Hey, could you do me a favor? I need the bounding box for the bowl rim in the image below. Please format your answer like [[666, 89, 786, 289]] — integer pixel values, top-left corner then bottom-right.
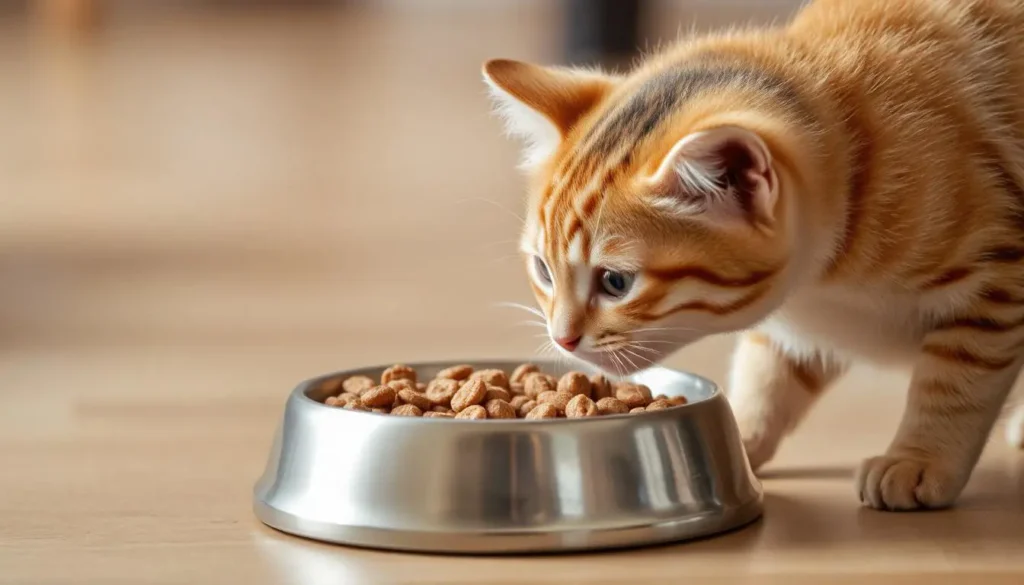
[[290, 359, 722, 427]]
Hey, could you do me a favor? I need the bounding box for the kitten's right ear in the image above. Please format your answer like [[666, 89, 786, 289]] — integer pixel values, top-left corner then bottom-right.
[[483, 59, 615, 169]]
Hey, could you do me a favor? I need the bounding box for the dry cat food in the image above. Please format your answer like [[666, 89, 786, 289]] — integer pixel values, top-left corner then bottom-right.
[[321, 364, 688, 420]]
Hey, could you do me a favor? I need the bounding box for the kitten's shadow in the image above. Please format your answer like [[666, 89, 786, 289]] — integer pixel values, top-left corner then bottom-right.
[[757, 465, 853, 480]]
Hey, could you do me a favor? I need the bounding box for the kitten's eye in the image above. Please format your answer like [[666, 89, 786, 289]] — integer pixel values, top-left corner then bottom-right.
[[534, 256, 552, 285], [599, 270, 634, 298]]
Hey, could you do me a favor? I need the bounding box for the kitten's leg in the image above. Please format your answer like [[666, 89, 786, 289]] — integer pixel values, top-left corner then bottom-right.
[[1005, 404, 1024, 449], [857, 333, 1021, 510], [728, 332, 848, 470]]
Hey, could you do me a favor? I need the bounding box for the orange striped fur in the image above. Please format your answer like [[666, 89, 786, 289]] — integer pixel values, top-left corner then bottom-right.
[[484, 0, 1024, 510]]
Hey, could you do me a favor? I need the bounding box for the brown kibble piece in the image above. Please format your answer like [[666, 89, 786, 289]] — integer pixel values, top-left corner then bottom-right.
[[451, 378, 487, 412], [654, 394, 669, 402], [537, 390, 573, 412], [423, 411, 455, 418], [646, 399, 671, 411], [338, 392, 360, 405], [590, 374, 613, 400], [565, 394, 599, 418], [381, 364, 417, 385], [629, 407, 646, 414], [387, 379, 416, 393], [510, 363, 540, 384], [397, 389, 432, 411], [485, 399, 516, 419], [371, 407, 390, 414], [392, 404, 423, 417], [431, 405, 454, 414], [342, 375, 375, 396], [320, 377, 344, 394], [436, 364, 474, 381], [455, 404, 487, 419], [558, 371, 592, 397], [596, 397, 629, 415], [484, 386, 512, 402], [523, 373, 557, 398], [510, 382, 525, 395], [471, 369, 510, 390], [616, 384, 651, 409], [509, 395, 530, 410], [425, 379, 460, 407], [525, 403, 558, 419], [324, 396, 342, 406], [518, 400, 538, 417], [343, 402, 369, 412], [668, 396, 688, 407], [361, 385, 397, 408]]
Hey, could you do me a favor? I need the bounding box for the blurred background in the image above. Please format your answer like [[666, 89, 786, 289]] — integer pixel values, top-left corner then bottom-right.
[[0, 0, 802, 366]]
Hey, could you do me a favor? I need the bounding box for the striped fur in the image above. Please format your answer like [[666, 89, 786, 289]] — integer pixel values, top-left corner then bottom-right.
[[484, 0, 1024, 510]]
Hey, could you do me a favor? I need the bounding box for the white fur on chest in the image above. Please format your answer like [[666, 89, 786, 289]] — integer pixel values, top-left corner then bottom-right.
[[761, 285, 928, 365]]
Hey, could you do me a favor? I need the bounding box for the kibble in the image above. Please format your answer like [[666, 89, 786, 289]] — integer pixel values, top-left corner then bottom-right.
[[451, 378, 487, 412], [471, 369, 510, 390], [523, 373, 557, 398], [485, 398, 516, 419], [558, 372, 592, 397], [565, 394, 599, 418], [361, 385, 397, 408], [596, 397, 629, 415], [381, 364, 416, 385], [397, 388, 432, 411], [392, 404, 423, 417], [425, 379, 460, 407], [436, 364, 474, 381], [342, 375, 375, 396], [590, 374, 613, 400], [484, 386, 512, 402], [510, 363, 540, 384], [537, 390, 573, 413], [326, 364, 689, 420], [525, 403, 559, 419], [455, 404, 487, 419]]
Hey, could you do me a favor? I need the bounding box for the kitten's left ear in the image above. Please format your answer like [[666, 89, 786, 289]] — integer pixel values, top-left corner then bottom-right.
[[483, 59, 615, 169], [642, 125, 779, 229]]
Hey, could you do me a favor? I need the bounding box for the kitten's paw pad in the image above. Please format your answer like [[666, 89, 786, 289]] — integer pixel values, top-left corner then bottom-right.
[[1005, 405, 1024, 449], [855, 455, 963, 511]]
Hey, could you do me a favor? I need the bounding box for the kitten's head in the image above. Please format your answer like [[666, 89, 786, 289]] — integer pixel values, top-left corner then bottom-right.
[[484, 58, 806, 374]]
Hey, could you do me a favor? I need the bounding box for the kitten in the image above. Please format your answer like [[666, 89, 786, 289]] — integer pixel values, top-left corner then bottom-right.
[[483, 0, 1024, 511]]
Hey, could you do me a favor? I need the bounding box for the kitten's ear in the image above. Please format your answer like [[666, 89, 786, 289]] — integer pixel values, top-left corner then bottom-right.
[[642, 125, 779, 228], [483, 59, 614, 169]]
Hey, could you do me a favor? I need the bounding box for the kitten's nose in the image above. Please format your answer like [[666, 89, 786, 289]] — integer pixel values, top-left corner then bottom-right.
[[555, 335, 582, 352]]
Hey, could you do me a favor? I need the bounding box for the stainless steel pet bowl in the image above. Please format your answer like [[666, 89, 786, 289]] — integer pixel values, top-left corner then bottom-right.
[[253, 360, 762, 554]]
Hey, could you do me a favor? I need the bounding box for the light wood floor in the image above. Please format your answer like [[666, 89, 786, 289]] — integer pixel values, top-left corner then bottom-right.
[[1, 3, 1022, 584]]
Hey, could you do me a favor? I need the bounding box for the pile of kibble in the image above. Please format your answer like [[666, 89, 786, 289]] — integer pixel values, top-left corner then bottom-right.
[[319, 363, 687, 419]]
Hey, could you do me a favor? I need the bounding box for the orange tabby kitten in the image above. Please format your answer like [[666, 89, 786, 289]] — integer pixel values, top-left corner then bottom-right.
[[483, 0, 1024, 510]]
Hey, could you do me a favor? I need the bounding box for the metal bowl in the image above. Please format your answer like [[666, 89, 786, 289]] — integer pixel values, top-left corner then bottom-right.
[[253, 360, 762, 554]]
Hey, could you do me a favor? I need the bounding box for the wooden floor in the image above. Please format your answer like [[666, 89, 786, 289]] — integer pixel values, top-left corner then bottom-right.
[[1, 3, 1022, 584]]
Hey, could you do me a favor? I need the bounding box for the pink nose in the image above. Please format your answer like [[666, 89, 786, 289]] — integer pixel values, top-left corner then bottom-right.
[[555, 335, 582, 352]]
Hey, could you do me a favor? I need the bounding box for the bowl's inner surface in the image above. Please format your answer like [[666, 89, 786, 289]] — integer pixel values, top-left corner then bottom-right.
[[303, 360, 718, 408]]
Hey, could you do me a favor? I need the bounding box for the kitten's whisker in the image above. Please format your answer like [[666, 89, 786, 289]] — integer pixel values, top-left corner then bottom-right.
[[626, 343, 660, 356], [629, 326, 700, 334], [514, 320, 548, 328], [493, 301, 546, 319], [619, 349, 640, 372], [630, 339, 681, 346], [453, 197, 525, 225], [623, 347, 656, 369]]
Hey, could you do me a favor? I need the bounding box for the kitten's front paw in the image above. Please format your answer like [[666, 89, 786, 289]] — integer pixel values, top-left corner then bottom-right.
[[732, 409, 782, 472], [855, 455, 966, 511]]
